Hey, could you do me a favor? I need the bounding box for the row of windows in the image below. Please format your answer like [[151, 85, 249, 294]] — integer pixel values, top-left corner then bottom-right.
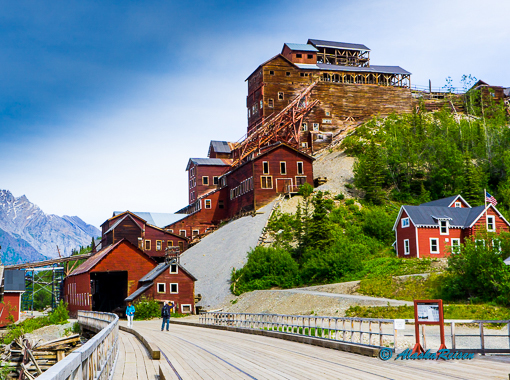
[[189, 167, 196, 177], [404, 237, 501, 256], [262, 161, 304, 175], [141, 239, 184, 251], [301, 123, 320, 132], [189, 178, 196, 188], [202, 176, 219, 186], [157, 282, 179, 294], [401, 216, 496, 233], [231, 177, 254, 200]]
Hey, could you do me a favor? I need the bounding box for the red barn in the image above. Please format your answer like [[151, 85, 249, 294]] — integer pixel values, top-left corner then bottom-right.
[[0, 269, 25, 327], [125, 261, 197, 314], [393, 195, 510, 258], [101, 211, 189, 261]]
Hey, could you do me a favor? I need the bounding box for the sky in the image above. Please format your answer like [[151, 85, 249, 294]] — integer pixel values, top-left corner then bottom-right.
[[1, 0, 509, 228]]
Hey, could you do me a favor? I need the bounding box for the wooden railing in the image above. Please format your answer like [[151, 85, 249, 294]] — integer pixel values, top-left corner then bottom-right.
[[38, 311, 119, 380], [200, 312, 510, 354]]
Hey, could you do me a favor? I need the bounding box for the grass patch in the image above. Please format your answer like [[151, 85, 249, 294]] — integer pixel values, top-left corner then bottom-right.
[[357, 274, 442, 301], [346, 304, 510, 321]]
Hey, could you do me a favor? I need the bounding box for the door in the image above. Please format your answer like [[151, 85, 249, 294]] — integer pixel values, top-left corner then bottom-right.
[[276, 178, 292, 193]]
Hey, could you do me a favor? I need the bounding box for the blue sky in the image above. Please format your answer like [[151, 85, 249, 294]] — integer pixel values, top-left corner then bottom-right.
[[1, 0, 509, 228]]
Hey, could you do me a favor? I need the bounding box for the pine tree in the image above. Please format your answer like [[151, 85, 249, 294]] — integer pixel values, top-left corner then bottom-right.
[[461, 157, 483, 206], [353, 140, 386, 204]]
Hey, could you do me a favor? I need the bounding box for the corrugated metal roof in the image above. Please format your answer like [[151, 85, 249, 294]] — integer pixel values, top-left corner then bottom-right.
[[112, 211, 186, 228], [210, 141, 232, 154], [420, 195, 460, 208], [308, 39, 370, 51], [294, 63, 320, 69], [284, 43, 318, 52], [294, 63, 410, 75], [69, 241, 123, 276], [4, 270, 25, 292], [139, 263, 167, 282], [186, 158, 232, 171], [505, 256, 510, 265], [125, 283, 153, 302], [404, 205, 485, 228]]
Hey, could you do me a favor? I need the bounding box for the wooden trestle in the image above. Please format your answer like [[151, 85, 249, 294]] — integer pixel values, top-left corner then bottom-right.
[[231, 81, 319, 167]]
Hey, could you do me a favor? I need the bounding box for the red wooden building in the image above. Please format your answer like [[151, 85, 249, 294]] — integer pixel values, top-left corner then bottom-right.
[[186, 157, 232, 204], [0, 269, 25, 327], [393, 195, 510, 258], [100, 211, 189, 261], [125, 261, 197, 314], [63, 240, 197, 316]]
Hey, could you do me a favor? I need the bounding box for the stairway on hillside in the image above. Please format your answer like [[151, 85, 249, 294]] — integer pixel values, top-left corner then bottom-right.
[[180, 201, 276, 309]]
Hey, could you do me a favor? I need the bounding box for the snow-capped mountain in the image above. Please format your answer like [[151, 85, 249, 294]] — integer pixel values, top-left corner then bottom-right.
[[0, 190, 100, 264]]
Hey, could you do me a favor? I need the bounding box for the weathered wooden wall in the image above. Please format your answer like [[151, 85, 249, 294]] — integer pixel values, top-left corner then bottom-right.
[[147, 267, 195, 313]]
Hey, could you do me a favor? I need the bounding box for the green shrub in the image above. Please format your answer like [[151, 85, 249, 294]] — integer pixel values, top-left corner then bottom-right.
[[358, 274, 442, 301], [134, 297, 161, 320], [334, 193, 345, 201]]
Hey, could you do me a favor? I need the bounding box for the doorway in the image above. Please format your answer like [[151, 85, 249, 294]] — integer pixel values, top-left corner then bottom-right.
[[91, 271, 128, 312]]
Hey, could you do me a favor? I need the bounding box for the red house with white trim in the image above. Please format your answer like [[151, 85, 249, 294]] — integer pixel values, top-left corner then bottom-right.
[[393, 195, 510, 258]]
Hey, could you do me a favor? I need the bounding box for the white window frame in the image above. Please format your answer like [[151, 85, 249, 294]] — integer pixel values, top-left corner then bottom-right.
[[487, 215, 496, 232], [312, 123, 319, 131], [192, 229, 200, 236], [301, 142, 308, 148], [430, 238, 439, 254], [156, 240, 163, 251], [280, 161, 287, 175], [475, 239, 486, 248], [451, 238, 461, 254], [403, 239, 410, 255], [179, 230, 186, 237], [261, 176, 273, 189], [202, 176, 209, 186], [205, 199, 212, 209], [301, 122, 308, 132], [492, 239, 502, 252], [169, 264, 178, 274], [213, 176, 219, 185], [170, 283, 179, 294], [181, 304, 192, 313], [297, 161, 304, 175], [262, 161, 269, 174], [401, 218, 410, 228], [157, 283, 166, 294], [439, 220, 449, 235], [455, 202, 461, 208]]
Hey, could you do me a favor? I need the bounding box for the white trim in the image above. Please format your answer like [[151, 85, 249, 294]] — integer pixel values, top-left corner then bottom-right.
[[454, 202, 461, 208], [297, 161, 304, 175], [181, 304, 192, 313], [401, 218, 410, 228], [439, 220, 449, 235], [279, 161, 287, 175], [170, 283, 179, 294], [415, 227, 420, 258], [430, 238, 439, 254], [487, 215, 496, 232], [469, 204, 510, 228], [392, 206, 417, 231], [395, 227, 398, 256], [169, 264, 178, 274], [276, 178, 293, 193], [403, 239, 410, 255], [447, 195, 472, 208], [157, 283, 166, 294], [179, 230, 187, 237], [451, 238, 461, 254]]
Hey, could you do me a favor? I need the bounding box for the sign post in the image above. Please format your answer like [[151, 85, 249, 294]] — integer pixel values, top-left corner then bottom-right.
[[413, 299, 446, 354]]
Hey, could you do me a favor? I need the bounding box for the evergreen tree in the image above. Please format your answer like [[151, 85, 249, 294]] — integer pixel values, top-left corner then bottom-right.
[[461, 157, 483, 206], [353, 140, 386, 204], [307, 192, 333, 251]]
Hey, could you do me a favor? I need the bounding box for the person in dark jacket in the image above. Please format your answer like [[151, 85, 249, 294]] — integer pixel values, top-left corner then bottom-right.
[[161, 301, 174, 331]]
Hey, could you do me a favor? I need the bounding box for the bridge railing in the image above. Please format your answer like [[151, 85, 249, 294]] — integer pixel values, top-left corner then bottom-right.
[[38, 311, 119, 380], [200, 312, 510, 353]]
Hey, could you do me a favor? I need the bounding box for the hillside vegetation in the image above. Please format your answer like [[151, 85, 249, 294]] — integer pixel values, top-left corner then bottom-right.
[[231, 96, 510, 317]]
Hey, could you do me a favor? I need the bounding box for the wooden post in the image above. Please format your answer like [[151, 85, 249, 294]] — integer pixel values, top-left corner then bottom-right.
[[480, 322, 485, 355], [422, 325, 427, 350], [451, 322, 456, 350], [394, 327, 398, 350]]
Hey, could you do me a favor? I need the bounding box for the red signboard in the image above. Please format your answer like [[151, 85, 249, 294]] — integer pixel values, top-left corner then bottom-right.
[[413, 299, 446, 353]]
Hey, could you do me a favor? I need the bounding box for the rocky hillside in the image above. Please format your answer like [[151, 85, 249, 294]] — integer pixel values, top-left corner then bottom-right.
[[0, 190, 100, 264]]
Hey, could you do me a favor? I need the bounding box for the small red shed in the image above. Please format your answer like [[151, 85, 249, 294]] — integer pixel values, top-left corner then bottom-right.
[[0, 269, 26, 327]]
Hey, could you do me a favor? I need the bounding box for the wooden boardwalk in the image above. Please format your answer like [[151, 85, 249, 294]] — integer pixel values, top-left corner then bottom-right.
[[118, 319, 510, 380]]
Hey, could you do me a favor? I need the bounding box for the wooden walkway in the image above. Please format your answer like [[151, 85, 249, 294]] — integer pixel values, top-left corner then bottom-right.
[[118, 319, 510, 380]]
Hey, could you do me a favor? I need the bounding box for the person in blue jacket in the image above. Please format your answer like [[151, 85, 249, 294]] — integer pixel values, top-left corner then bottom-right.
[[126, 302, 135, 328], [161, 301, 174, 331]]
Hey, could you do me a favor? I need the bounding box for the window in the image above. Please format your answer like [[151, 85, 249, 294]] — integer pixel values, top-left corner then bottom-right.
[[301, 122, 308, 132], [170, 264, 178, 274], [179, 230, 186, 237], [296, 53, 302, 58], [138, 238, 143, 249], [167, 229, 173, 233], [192, 229, 199, 236], [170, 283, 178, 294], [300, 72, 305, 77], [213, 176, 219, 185], [313, 123, 319, 131], [205, 199, 211, 209], [404, 239, 410, 255], [167, 240, 173, 247], [181, 304, 192, 313], [280, 162, 287, 175], [307, 54, 313, 59], [430, 238, 439, 254], [455, 202, 461, 208], [219, 200, 224, 209], [145, 240, 151, 250], [439, 220, 449, 235], [156, 240, 162, 251], [451, 238, 461, 254], [487, 215, 495, 232], [269, 70, 274, 75], [297, 162, 304, 175], [278, 92, 284, 100], [157, 283, 166, 293], [301, 142, 308, 148], [248, 109, 251, 118], [268, 99, 274, 108], [202, 176, 209, 185], [261, 176, 273, 189], [178, 241, 184, 251], [286, 71, 290, 76], [260, 100, 263, 109], [475, 239, 485, 248], [401, 218, 410, 228], [493, 239, 502, 252], [322, 119, 332, 124], [325, 111, 330, 116], [262, 161, 269, 174]]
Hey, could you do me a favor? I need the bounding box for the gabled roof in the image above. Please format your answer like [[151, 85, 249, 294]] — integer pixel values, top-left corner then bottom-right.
[[139, 261, 197, 282], [105, 214, 142, 234], [3, 270, 25, 292], [111, 211, 187, 229], [402, 205, 485, 228], [69, 240, 155, 277], [420, 195, 471, 208], [208, 141, 233, 156], [308, 39, 370, 51], [283, 43, 318, 52], [186, 158, 232, 171]]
